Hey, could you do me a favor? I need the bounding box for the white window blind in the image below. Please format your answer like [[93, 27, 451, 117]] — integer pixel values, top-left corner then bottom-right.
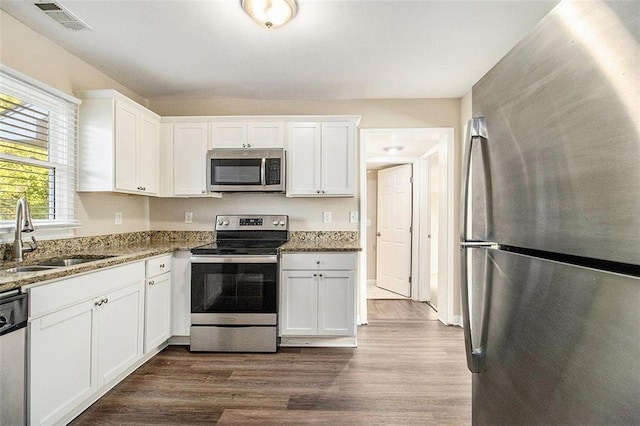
[[0, 66, 80, 232]]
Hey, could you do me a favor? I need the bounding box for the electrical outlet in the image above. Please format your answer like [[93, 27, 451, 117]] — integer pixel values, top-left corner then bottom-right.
[[115, 212, 122, 225], [349, 211, 359, 223], [323, 211, 332, 224], [185, 212, 193, 224]]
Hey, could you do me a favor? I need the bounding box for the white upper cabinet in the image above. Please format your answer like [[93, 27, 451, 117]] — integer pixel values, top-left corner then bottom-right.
[[77, 90, 160, 195], [172, 122, 209, 196], [286, 120, 357, 197], [211, 121, 284, 149], [160, 121, 222, 198]]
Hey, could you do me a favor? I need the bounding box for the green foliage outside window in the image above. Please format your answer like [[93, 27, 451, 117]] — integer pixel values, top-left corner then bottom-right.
[[0, 93, 54, 221]]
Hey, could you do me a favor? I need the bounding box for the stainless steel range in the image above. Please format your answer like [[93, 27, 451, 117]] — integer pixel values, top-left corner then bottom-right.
[[190, 214, 288, 352]]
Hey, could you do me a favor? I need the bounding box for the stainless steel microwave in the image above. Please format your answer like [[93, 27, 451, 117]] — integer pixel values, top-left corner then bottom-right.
[[206, 148, 285, 192]]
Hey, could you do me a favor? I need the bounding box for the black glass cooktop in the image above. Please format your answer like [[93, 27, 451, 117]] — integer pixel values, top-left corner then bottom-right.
[[191, 240, 285, 256]]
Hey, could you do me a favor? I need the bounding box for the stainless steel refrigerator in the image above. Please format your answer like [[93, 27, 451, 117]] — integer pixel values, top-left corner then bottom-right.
[[460, 1, 639, 424]]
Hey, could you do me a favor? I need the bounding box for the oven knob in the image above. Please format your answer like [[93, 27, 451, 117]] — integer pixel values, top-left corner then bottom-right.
[[217, 219, 223, 225], [223, 220, 230, 225], [273, 221, 279, 226], [279, 221, 286, 226]]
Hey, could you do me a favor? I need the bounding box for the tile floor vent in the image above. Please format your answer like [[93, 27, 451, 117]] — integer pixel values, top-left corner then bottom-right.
[[34, 2, 92, 31]]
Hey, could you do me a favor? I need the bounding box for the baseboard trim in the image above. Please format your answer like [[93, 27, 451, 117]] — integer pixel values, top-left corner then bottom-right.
[[279, 336, 357, 348]]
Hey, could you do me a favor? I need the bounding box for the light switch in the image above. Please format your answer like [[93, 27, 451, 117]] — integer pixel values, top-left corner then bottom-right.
[[323, 211, 332, 224], [349, 211, 359, 223], [115, 212, 122, 225], [185, 212, 193, 224]]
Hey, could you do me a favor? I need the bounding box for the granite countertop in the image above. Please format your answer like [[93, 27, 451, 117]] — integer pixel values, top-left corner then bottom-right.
[[0, 238, 208, 293], [0, 230, 360, 293], [280, 231, 361, 252]]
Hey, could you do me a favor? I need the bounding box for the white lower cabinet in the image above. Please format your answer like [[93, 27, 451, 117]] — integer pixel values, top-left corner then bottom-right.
[[98, 283, 145, 385], [279, 252, 357, 343], [144, 255, 172, 353], [170, 250, 191, 340], [28, 262, 146, 426], [29, 300, 97, 426]]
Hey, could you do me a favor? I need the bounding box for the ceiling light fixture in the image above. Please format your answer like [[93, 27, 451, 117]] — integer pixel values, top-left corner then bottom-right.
[[241, 0, 298, 29], [383, 146, 404, 154]]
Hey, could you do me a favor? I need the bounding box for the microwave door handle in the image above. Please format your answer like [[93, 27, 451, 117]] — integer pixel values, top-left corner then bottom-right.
[[261, 158, 266, 186]]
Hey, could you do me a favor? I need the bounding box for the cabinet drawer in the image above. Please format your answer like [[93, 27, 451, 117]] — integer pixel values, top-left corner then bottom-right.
[[146, 254, 172, 277], [29, 262, 145, 319], [281, 252, 356, 270]]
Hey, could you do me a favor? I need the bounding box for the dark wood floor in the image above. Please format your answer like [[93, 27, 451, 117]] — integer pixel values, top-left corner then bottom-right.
[[71, 300, 471, 425]]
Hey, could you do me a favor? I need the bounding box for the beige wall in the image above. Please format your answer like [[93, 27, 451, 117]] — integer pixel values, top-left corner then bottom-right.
[[1, 10, 151, 237], [150, 195, 358, 232], [150, 98, 460, 129]]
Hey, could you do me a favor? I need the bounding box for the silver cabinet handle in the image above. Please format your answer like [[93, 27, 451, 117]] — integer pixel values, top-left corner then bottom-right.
[[260, 157, 266, 186], [149, 280, 155, 286], [94, 300, 102, 307], [313, 273, 317, 277]]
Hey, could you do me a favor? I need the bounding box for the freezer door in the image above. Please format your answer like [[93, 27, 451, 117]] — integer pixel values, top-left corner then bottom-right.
[[471, 1, 640, 265], [471, 248, 640, 425]]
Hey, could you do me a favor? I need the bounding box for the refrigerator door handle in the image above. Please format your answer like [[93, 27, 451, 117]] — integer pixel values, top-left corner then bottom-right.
[[461, 117, 487, 243], [460, 117, 488, 374]]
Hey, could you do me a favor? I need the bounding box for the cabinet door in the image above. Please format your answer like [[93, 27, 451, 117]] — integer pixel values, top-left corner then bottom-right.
[[287, 122, 322, 196], [318, 270, 356, 336], [280, 270, 318, 336], [171, 251, 191, 337], [137, 112, 160, 194], [144, 272, 171, 353], [173, 123, 208, 195], [248, 122, 284, 148], [211, 122, 247, 148], [29, 300, 98, 426], [114, 101, 138, 192], [97, 282, 144, 386], [321, 122, 356, 196]]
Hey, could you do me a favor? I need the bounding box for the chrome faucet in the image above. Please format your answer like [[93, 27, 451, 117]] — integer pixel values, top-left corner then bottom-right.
[[12, 197, 37, 261]]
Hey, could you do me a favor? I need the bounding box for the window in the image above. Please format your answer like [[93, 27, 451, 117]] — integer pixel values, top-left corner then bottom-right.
[[0, 66, 80, 236]]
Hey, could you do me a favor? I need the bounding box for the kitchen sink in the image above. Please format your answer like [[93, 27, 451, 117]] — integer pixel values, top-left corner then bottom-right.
[[37, 256, 115, 267], [4, 265, 59, 273], [4, 255, 115, 273]]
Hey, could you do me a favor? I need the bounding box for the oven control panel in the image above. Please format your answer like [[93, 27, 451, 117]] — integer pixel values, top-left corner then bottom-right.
[[215, 215, 288, 230]]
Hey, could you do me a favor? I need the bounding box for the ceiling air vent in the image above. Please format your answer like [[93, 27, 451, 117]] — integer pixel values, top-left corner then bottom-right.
[[34, 2, 92, 31]]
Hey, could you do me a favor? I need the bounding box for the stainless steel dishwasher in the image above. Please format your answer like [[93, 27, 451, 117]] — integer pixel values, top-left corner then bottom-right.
[[0, 290, 28, 425]]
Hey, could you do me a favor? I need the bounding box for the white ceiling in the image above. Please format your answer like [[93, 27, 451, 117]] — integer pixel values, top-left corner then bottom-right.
[[1, 0, 558, 101]]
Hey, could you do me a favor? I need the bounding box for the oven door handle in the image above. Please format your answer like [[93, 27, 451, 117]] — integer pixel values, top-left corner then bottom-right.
[[190, 255, 278, 264]]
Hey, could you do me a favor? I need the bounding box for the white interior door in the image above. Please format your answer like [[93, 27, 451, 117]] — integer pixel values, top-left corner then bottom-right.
[[376, 164, 412, 297]]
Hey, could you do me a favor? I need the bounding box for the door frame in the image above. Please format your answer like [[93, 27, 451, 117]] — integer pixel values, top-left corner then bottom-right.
[[358, 128, 456, 325]]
